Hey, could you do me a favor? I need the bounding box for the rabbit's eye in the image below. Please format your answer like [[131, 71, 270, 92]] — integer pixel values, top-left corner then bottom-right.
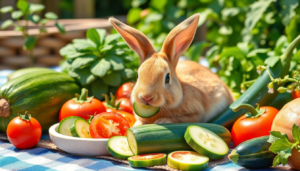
[[165, 73, 170, 84]]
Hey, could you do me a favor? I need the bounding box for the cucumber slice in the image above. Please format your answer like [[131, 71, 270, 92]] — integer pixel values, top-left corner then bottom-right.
[[167, 151, 209, 171], [70, 118, 91, 138], [184, 125, 229, 160], [133, 102, 160, 118], [58, 116, 82, 136], [128, 153, 166, 167], [107, 136, 134, 159]]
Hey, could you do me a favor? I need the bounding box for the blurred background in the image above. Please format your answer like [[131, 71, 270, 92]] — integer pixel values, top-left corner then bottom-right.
[[1, 0, 300, 98]]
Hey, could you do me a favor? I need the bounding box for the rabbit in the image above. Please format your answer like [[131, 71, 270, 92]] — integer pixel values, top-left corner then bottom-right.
[[109, 14, 234, 126]]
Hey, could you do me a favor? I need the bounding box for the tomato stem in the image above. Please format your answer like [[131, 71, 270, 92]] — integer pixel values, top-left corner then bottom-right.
[[73, 88, 93, 103], [233, 103, 266, 118], [19, 111, 31, 121], [102, 93, 122, 109]]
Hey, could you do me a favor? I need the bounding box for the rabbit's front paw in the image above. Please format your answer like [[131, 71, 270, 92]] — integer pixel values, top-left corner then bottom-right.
[[154, 118, 173, 124]]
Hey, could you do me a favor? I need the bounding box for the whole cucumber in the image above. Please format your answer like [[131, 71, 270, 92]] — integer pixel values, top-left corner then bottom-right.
[[208, 35, 300, 129]]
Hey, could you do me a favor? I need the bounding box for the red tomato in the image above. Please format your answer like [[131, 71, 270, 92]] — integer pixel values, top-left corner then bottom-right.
[[231, 106, 279, 146], [115, 82, 135, 99], [106, 108, 136, 127], [117, 98, 133, 114], [292, 89, 300, 99], [89, 112, 130, 138], [7, 113, 42, 149], [130, 153, 165, 160], [59, 89, 106, 121]]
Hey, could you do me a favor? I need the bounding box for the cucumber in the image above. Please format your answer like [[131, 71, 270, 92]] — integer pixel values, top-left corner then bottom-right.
[[184, 125, 228, 160], [208, 35, 300, 129], [128, 153, 166, 167], [133, 102, 160, 118], [126, 123, 231, 155], [70, 118, 91, 138], [167, 151, 209, 171], [228, 136, 276, 169], [107, 136, 134, 159], [58, 116, 82, 136]]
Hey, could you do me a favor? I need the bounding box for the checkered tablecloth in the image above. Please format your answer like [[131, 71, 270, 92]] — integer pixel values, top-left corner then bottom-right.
[[0, 68, 291, 171]]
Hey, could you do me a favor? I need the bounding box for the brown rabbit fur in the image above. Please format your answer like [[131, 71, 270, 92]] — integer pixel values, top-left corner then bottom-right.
[[109, 14, 234, 126]]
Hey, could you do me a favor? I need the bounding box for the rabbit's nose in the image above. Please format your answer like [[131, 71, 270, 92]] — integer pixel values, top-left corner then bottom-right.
[[141, 94, 154, 102]]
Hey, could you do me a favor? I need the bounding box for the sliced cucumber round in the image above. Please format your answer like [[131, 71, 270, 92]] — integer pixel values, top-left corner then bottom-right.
[[107, 136, 134, 159], [133, 102, 160, 118], [70, 118, 91, 138], [58, 116, 82, 136], [128, 153, 166, 167], [167, 151, 209, 171], [184, 125, 229, 160]]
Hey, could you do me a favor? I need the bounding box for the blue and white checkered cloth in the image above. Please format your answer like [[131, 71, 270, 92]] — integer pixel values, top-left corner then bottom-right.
[[0, 67, 290, 171]]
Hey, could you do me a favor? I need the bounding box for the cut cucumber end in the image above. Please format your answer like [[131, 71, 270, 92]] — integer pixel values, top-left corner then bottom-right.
[[58, 116, 82, 136], [133, 102, 160, 118], [184, 125, 229, 160], [167, 151, 209, 171], [127, 129, 138, 155], [107, 136, 134, 160], [70, 118, 91, 138], [128, 153, 166, 167]]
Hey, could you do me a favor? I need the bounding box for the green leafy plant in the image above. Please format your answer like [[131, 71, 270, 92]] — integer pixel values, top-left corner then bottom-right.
[[60, 28, 139, 100], [0, 0, 65, 66], [268, 124, 300, 167]]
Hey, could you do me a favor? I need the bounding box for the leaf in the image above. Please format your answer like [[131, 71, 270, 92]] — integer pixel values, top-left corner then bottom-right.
[[100, 45, 113, 52], [280, 0, 299, 26], [23, 36, 37, 50], [29, 14, 40, 24], [86, 28, 101, 47], [73, 68, 96, 86], [269, 139, 293, 154], [90, 58, 111, 77], [166, 6, 184, 19], [60, 44, 83, 59], [219, 25, 232, 35], [131, 0, 147, 7], [107, 56, 124, 71], [14, 26, 24, 31], [55, 22, 65, 34], [105, 34, 121, 45], [247, 48, 269, 57], [17, 0, 29, 13], [127, 8, 142, 24], [278, 148, 292, 166], [11, 11, 23, 19], [272, 155, 281, 167], [150, 0, 167, 11], [1, 20, 14, 30], [29, 4, 45, 14], [265, 12, 275, 24], [245, 0, 274, 32], [91, 78, 108, 100], [196, 8, 212, 27], [102, 71, 121, 87], [285, 17, 300, 43], [265, 56, 280, 67], [185, 41, 208, 62], [209, 0, 224, 14], [45, 12, 58, 19], [0, 6, 13, 13], [96, 29, 106, 45], [145, 13, 163, 23], [221, 7, 240, 20], [73, 39, 96, 51], [237, 42, 249, 54], [292, 124, 300, 144], [268, 131, 289, 143], [121, 68, 135, 79], [71, 55, 97, 69]]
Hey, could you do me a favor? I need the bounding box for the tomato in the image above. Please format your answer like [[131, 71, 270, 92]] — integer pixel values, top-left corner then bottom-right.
[[117, 98, 133, 114], [59, 88, 106, 121], [107, 108, 136, 127], [115, 82, 135, 99], [171, 151, 199, 159], [89, 112, 130, 138], [231, 104, 279, 146], [292, 89, 300, 99], [130, 153, 165, 160], [7, 113, 42, 149]]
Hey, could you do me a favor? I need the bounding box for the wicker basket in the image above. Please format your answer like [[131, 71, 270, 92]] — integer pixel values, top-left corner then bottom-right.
[[0, 18, 114, 70]]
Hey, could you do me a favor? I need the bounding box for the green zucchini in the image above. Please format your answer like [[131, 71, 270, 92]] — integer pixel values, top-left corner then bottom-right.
[[133, 102, 160, 118], [209, 35, 300, 129], [107, 136, 134, 159], [228, 136, 276, 169], [128, 153, 166, 167], [268, 92, 293, 110], [0, 72, 81, 132], [7, 67, 56, 81], [70, 117, 91, 138], [126, 123, 231, 155], [58, 116, 82, 136], [184, 125, 228, 160], [167, 151, 209, 171]]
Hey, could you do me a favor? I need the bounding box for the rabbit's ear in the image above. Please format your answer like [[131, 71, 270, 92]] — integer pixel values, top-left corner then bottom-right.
[[109, 17, 156, 62], [161, 14, 199, 66]]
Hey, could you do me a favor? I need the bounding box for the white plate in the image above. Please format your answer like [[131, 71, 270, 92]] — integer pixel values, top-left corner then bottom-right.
[[49, 123, 110, 157]]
